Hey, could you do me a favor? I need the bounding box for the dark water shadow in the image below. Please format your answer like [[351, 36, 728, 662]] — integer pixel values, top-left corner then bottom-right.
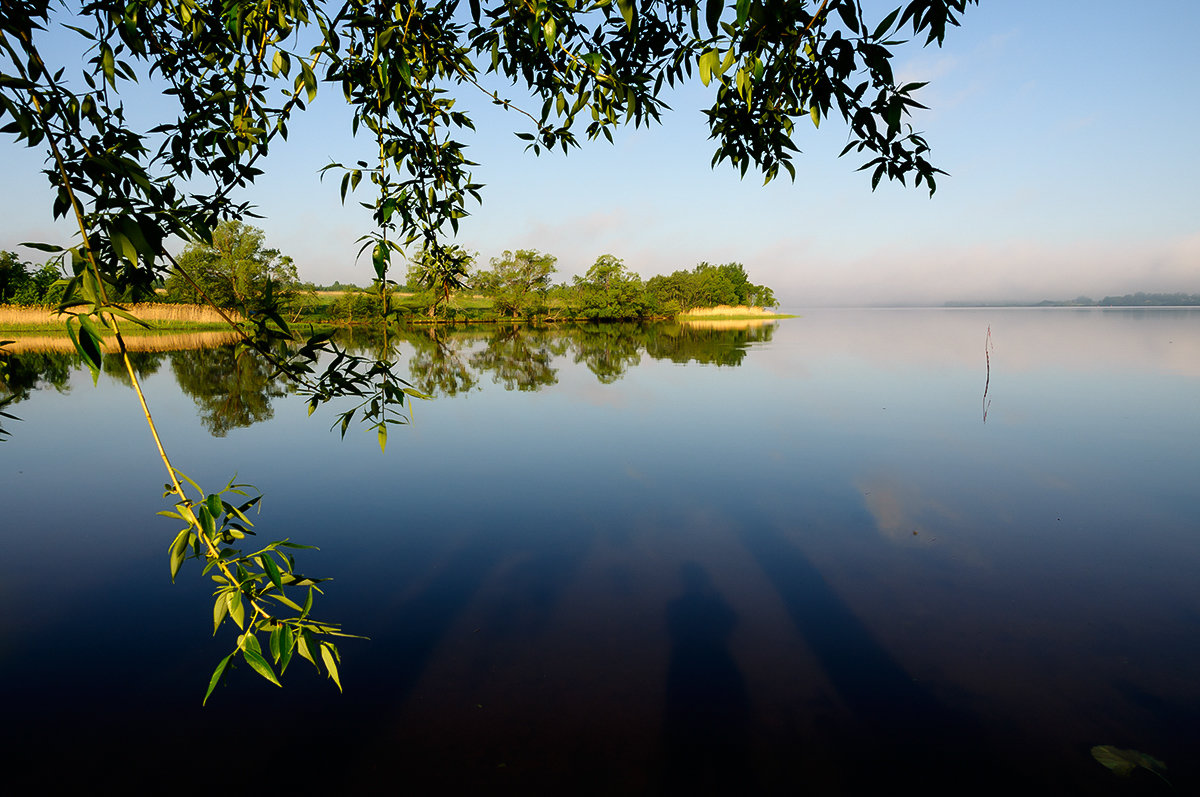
[[736, 517, 1012, 792], [660, 562, 756, 794]]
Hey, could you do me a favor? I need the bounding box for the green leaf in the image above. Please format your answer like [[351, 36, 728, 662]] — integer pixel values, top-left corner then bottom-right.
[[229, 590, 245, 630], [299, 59, 318, 103], [617, 0, 635, 30], [168, 528, 190, 582], [320, 642, 342, 692], [109, 228, 138, 266], [270, 592, 304, 612], [240, 632, 263, 656], [202, 653, 232, 706], [698, 49, 718, 87], [705, 0, 721, 36], [279, 624, 295, 673], [296, 628, 316, 664], [19, 241, 63, 253], [377, 423, 387, 453], [1091, 746, 1170, 784], [542, 18, 557, 51], [242, 647, 282, 687], [372, 242, 389, 283], [261, 552, 283, 590], [68, 316, 103, 382], [212, 591, 229, 634], [872, 7, 901, 40]]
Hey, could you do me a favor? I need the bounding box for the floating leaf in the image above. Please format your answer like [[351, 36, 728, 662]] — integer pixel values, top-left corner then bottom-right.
[[1091, 745, 1170, 784]]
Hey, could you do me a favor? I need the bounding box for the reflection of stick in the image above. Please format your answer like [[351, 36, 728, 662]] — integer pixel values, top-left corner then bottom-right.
[[982, 325, 992, 423]]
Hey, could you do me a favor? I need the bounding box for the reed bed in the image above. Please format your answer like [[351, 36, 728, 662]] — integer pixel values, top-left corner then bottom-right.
[[677, 318, 778, 330], [3, 330, 241, 354], [0, 303, 241, 328], [678, 304, 776, 317]]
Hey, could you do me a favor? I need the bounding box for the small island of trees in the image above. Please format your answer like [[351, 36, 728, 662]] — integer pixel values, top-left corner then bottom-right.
[[2, 221, 785, 329]]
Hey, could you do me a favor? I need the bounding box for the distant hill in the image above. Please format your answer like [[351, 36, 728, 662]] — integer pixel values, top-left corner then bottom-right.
[[945, 292, 1200, 308]]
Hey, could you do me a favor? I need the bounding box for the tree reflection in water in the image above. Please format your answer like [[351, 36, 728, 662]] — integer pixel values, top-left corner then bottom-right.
[[3, 321, 778, 438], [405, 326, 479, 398], [393, 321, 777, 397], [1, 349, 76, 403], [570, 323, 644, 383], [170, 347, 289, 436], [468, 326, 559, 392]]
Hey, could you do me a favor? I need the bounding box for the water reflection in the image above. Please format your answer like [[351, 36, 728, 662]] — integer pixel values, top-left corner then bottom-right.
[[3, 309, 1199, 792], [4, 323, 779, 427], [170, 347, 288, 436], [468, 326, 560, 392], [390, 321, 776, 397], [1, 348, 75, 403], [404, 327, 479, 397], [662, 563, 754, 793]]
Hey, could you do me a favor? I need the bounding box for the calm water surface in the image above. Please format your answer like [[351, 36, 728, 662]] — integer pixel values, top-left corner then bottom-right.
[[1, 309, 1197, 794]]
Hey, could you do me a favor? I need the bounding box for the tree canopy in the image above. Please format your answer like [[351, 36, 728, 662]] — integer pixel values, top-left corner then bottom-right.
[[476, 249, 558, 318], [164, 220, 299, 312], [3, 0, 976, 302], [0, 250, 62, 305]]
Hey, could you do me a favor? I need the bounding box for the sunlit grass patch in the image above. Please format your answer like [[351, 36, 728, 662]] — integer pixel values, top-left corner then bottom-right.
[[0, 303, 241, 329], [3, 330, 241, 353], [678, 305, 796, 320]]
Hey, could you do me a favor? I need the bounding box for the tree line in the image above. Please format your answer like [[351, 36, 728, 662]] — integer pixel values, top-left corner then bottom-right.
[[402, 246, 779, 321], [2, 221, 779, 324], [0, 251, 64, 305]]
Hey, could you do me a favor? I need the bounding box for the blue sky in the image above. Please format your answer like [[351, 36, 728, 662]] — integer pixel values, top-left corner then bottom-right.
[[3, 1, 1198, 305]]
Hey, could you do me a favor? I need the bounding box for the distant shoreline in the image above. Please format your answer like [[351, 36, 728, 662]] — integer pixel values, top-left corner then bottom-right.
[[943, 292, 1200, 308]]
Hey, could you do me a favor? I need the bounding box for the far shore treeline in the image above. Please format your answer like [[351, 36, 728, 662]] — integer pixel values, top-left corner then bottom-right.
[[0, 221, 783, 328], [943, 293, 1200, 308]]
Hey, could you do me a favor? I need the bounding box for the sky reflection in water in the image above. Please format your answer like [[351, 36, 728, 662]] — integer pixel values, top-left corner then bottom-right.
[[1, 308, 1197, 793]]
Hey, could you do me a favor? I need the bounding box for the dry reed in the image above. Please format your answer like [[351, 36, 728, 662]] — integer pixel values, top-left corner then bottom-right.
[[0, 303, 241, 327], [678, 304, 775, 317], [3, 330, 241, 354], [677, 318, 777, 330]]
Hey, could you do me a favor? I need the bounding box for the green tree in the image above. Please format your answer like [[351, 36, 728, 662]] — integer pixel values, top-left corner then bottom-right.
[[0, 251, 30, 303], [573, 254, 649, 319], [407, 245, 473, 317], [479, 249, 557, 319], [0, 251, 60, 305], [746, 283, 777, 308], [164, 220, 299, 314]]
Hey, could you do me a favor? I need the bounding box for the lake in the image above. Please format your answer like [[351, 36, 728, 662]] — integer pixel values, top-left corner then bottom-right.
[[1, 308, 1197, 794]]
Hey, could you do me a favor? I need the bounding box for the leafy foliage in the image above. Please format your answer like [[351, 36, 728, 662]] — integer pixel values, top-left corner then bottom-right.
[[476, 249, 557, 319], [156, 471, 356, 704], [0, 250, 63, 305], [164, 221, 300, 314], [1090, 745, 1171, 785], [407, 244, 474, 317], [646, 261, 777, 310]]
